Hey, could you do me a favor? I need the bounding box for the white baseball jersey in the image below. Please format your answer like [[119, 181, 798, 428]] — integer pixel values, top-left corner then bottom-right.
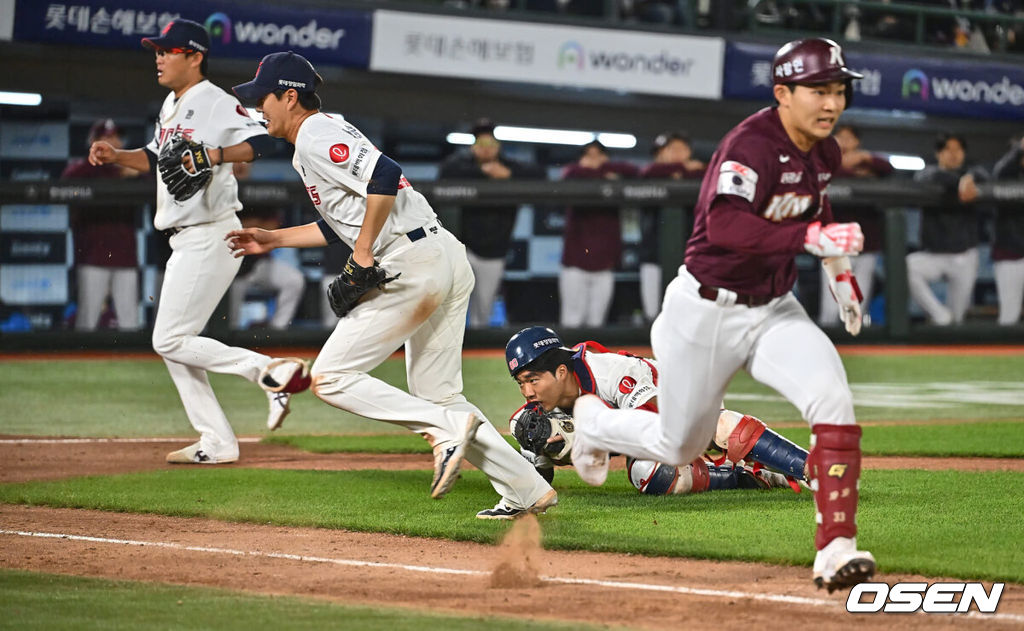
[[291, 113, 436, 251], [146, 80, 267, 231], [570, 342, 658, 411]]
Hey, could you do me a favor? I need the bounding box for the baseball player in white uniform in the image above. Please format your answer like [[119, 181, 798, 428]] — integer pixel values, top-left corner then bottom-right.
[[568, 39, 875, 592], [505, 327, 808, 495], [88, 21, 311, 464], [222, 51, 556, 518]]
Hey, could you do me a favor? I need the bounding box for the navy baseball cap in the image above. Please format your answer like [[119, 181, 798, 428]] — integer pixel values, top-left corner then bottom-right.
[[233, 52, 323, 102], [142, 19, 210, 54]]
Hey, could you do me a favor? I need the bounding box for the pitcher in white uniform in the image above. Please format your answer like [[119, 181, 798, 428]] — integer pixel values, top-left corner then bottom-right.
[[223, 51, 557, 518], [88, 20, 311, 464]]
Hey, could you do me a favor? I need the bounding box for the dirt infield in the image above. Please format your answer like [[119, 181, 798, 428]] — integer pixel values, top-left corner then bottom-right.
[[1, 439, 1022, 628]]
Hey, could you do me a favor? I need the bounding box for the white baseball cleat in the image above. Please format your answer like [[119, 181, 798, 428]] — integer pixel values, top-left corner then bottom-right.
[[166, 441, 238, 465], [813, 536, 877, 593], [430, 412, 485, 499], [259, 357, 312, 394], [569, 394, 610, 486], [266, 390, 292, 431]]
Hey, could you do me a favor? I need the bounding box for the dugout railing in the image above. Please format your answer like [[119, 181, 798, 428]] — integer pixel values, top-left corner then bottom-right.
[[2, 177, 1023, 349]]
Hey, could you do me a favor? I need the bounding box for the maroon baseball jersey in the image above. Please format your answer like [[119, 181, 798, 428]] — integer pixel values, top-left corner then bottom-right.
[[561, 161, 639, 272], [685, 107, 838, 297], [61, 159, 139, 268]]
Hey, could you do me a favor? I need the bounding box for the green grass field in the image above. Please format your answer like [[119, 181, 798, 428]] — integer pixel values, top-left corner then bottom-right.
[[3, 354, 1023, 437], [0, 569, 607, 631], [1, 351, 1023, 626]]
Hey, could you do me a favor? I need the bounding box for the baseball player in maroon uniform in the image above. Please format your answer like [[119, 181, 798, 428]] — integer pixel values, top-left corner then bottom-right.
[[569, 38, 875, 592]]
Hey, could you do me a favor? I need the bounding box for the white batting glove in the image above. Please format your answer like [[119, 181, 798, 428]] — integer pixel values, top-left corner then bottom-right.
[[823, 257, 864, 336], [804, 221, 864, 257]]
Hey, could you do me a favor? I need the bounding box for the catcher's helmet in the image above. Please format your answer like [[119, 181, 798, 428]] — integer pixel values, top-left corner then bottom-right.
[[505, 326, 569, 377], [772, 38, 863, 105]]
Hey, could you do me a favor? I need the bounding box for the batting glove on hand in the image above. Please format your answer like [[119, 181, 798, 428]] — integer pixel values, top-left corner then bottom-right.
[[804, 221, 864, 257], [823, 258, 864, 336]]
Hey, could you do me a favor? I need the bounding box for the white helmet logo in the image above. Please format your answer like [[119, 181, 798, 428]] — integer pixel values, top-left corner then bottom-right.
[[829, 44, 844, 67]]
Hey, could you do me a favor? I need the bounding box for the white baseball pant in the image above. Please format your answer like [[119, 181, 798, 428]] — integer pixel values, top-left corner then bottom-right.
[[466, 249, 505, 328], [994, 257, 1024, 325], [310, 225, 552, 510], [76, 265, 139, 331], [906, 248, 979, 325], [153, 216, 272, 459], [229, 256, 305, 329], [578, 266, 855, 466], [559, 267, 614, 327], [640, 262, 662, 322]]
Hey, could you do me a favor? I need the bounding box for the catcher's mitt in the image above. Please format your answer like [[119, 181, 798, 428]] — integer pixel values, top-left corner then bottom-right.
[[326, 254, 400, 318], [511, 403, 575, 465], [158, 135, 214, 202]]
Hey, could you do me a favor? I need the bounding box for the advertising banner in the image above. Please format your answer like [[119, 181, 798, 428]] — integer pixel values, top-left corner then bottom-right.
[[13, 0, 371, 67], [371, 10, 724, 99], [724, 41, 1024, 121]]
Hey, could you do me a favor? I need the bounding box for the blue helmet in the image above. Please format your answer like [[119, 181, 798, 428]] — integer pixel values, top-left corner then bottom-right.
[[505, 326, 569, 377]]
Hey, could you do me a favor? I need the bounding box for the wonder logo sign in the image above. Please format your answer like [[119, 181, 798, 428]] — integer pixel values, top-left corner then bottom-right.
[[901, 68, 1024, 106], [556, 41, 695, 77], [204, 12, 346, 50]]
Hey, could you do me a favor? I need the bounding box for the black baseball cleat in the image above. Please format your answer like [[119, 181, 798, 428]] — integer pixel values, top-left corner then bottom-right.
[[476, 489, 558, 520], [815, 558, 877, 593]]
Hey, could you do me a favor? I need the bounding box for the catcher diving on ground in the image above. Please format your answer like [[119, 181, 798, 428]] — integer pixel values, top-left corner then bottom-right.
[[220, 51, 557, 519], [505, 326, 810, 495]]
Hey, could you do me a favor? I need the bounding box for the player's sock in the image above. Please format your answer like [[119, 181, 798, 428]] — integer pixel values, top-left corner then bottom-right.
[[808, 424, 862, 549]]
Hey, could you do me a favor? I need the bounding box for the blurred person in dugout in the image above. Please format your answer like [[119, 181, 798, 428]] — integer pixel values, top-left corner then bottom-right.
[[559, 140, 638, 327], [228, 162, 304, 330], [818, 124, 893, 328], [438, 119, 545, 327], [61, 118, 142, 331], [991, 134, 1024, 325], [908, 133, 989, 326], [638, 131, 706, 322]]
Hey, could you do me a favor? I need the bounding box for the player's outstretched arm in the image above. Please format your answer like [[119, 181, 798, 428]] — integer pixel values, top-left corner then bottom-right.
[[88, 143, 151, 173], [226, 221, 327, 258]]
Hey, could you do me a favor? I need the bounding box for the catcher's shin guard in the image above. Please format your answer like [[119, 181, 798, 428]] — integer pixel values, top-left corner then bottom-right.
[[727, 414, 808, 480], [808, 424, 862, 550], [690, 459, 755, 492]]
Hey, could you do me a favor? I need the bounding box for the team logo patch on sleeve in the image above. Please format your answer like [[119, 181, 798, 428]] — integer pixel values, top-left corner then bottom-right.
[[717, 160, 759, 202], [235, 105, 250, 118], [618, 376, 637, 394], [329, 143, 350, 164]]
